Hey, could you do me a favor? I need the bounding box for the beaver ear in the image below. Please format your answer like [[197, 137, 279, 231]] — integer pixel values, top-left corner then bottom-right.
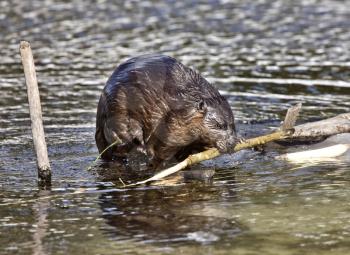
[[196, 100, 207, 114]]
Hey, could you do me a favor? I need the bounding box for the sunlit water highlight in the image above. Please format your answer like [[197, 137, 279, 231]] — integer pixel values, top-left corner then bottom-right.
[[0, 0, 350, 254]]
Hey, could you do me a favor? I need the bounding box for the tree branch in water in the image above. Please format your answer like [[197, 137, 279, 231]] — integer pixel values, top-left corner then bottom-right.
[[124, 112, 350, 187]]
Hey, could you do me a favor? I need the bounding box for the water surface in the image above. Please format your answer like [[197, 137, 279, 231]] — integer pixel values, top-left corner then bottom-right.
[[0, 0, 350, 254]]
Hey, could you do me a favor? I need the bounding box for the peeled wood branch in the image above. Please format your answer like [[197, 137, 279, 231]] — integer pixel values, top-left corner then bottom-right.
[[20, 41, 51, 187], [124, 113, 350, 187], [124, 129, 293, 187], [290, 113, 350, 142]]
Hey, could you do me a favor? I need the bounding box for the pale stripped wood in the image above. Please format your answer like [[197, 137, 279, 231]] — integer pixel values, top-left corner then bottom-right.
[[20, 41, 51, 185]]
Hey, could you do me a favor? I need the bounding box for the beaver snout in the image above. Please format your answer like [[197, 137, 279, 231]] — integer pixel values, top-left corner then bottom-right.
[[215, 135, 238, 153], [201, 103, 237, 154]]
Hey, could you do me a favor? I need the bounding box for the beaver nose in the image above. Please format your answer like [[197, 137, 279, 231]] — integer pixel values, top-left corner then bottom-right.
[[226, 135, 238, 152]]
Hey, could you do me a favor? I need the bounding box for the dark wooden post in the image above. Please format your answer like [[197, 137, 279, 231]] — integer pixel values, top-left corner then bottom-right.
[[20, 41, 51, 187]]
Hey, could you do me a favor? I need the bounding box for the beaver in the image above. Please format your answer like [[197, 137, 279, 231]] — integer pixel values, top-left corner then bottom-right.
[[95, 54, 237, 169]]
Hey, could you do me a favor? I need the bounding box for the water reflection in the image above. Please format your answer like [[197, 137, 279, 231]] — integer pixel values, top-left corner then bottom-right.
[[99, 186, 242, 245]]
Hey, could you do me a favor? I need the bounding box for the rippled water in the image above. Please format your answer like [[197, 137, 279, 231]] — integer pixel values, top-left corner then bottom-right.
[[1, 0, 350, 254]]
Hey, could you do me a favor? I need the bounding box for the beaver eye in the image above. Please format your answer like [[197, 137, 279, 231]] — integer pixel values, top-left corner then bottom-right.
[[214, 122, 227, 130]]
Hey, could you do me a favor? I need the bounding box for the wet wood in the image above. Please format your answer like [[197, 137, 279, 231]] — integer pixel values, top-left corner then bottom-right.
[[124, 129, 293, 187], [278, 144, 350, 162], [290, 113, 350, 142], [124, 112, 350, 187], [20, 41, 51, 187]]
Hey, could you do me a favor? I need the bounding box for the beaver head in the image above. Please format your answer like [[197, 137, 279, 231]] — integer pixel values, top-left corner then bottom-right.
[[194, 97, 237, 152], [163, 64, 238, 155]]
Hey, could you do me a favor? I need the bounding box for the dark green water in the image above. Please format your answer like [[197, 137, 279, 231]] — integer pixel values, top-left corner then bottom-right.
[[0, 0, 350, 254]]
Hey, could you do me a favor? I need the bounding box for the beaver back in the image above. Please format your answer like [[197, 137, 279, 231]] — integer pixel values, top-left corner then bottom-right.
[[95, 54, 235, 165]]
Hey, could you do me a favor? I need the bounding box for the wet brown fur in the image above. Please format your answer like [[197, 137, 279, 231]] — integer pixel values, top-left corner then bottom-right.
[[95, 54, 236, 169]]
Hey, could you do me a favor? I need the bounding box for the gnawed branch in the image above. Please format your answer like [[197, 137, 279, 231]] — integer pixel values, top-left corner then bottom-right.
[[123, 129, 294, 187], [124, 112, 350, 187]]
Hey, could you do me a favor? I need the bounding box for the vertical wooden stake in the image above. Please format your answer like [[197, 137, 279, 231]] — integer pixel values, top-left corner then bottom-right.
[[20, 41, 51, 187]]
